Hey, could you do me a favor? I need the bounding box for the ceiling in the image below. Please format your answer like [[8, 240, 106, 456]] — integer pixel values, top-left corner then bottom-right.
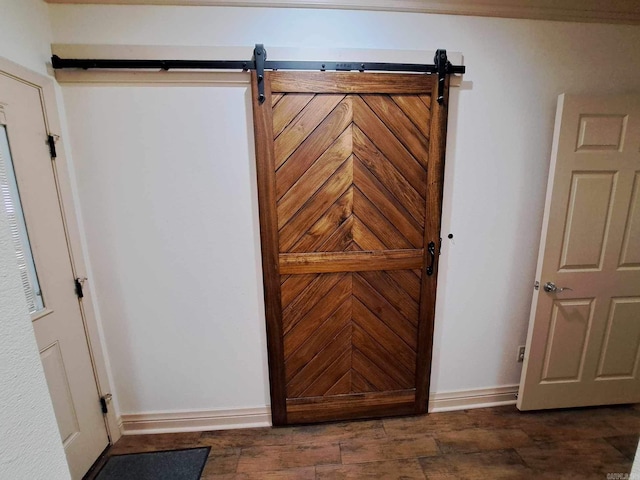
[[43, 0, 640, 25]]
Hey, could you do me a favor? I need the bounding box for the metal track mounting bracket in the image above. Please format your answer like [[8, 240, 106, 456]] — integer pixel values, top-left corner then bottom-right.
[[254, 44, 266, 104]]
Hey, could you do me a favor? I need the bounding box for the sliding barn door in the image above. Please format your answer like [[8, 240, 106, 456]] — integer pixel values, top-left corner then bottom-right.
[[252, 71, 449, 425]]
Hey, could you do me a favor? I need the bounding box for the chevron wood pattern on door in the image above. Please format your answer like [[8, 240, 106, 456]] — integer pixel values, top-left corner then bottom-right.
[[252, 71, 449, 425], [276, 94, 428, 253], [282, 270, 419, 397]]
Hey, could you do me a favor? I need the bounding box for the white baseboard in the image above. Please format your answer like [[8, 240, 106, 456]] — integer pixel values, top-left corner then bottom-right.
[[119, 386, 518, 435], [428, 385, 519, 412], [120, 407, 271, 435]]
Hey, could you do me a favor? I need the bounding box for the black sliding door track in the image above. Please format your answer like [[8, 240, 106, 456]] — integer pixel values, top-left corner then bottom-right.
[[52, 44, 465, 104]]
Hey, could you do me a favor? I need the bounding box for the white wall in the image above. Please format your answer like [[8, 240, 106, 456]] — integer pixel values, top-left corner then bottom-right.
[[51, 5, 640, 415], [0, 0, 52, 76], [61, 84, 270, 414]]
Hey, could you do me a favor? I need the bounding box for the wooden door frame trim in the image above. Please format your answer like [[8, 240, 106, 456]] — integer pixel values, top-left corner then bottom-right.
[[0, 56, 121, 444]]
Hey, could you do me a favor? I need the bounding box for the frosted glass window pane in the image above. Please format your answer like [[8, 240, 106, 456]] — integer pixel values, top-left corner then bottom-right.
[[0, 125, 44, 314]]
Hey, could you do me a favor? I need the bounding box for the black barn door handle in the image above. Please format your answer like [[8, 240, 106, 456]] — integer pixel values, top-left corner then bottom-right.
[[426, 241, 436, 276]]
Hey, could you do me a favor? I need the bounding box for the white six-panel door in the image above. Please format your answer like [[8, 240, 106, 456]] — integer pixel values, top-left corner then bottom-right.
[[518, 94, 640, 410]]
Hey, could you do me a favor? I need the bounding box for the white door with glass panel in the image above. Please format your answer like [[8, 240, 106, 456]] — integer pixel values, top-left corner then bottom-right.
[[518, 94, 640, 410], [0, 73, 108, 478]]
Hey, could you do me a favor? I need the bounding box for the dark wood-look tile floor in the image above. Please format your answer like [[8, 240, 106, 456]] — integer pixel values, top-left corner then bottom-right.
[[90, 404, 639, 479]]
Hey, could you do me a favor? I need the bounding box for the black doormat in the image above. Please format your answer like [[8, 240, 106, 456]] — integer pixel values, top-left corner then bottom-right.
[[95, 447, 210, 480]]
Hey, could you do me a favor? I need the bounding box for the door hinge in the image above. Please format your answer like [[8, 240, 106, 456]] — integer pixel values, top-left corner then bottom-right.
[[74, 277, 86, 299], [517, 345, 526, 362], [47, 134, 58, 159], [100, 394, 113, 414]]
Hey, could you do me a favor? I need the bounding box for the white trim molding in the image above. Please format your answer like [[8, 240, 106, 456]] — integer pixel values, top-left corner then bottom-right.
[[44, 0, 640, 25], [120, 407, 272, 435], [429, 385, 519, 413], [119, 386, 518, 435]]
